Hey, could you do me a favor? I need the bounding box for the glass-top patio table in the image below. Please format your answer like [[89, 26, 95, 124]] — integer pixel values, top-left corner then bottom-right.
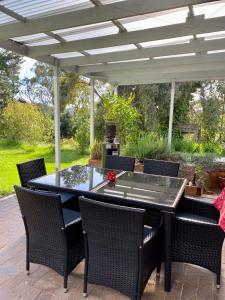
[[28, 165, 187, 292]]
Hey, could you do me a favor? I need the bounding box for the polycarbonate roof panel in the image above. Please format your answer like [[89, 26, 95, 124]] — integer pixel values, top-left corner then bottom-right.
[[197, 31, 225, 40], [193, 1, 225, 18], [140, 36, 193, 48], [13, 33, 50, 44], [86, 44, 137, 55], [154, 53, 196, 60], [119, 8, 189, 31], [55, 22, 118, 42], [0, 11, 14, 24], [53, 52, 84, 59], [1, 0, 94, 20]]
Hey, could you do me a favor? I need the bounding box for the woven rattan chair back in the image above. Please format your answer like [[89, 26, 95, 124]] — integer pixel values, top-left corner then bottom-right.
[[143, 158, 180, 177], [79, 196, 145, 298], [105, 155, 135, 172], [17, 158, 47, 187], [15, 186, 66, 252]]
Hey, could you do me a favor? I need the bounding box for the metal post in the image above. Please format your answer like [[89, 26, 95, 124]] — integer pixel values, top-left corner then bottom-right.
[[114, 84, 118, 96], [54, 61, 61, 171], [168, 80, 176, 150], [90, 78, 95, 146]]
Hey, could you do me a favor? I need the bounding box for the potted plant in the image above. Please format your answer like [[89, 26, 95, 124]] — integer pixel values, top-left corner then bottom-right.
[[185, 163, 205, 197], [89, 140, 102, 168]]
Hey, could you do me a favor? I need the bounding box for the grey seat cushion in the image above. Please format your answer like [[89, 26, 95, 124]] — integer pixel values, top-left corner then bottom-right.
[[175, 211, 217, 225], [63, 208, 81, 226]]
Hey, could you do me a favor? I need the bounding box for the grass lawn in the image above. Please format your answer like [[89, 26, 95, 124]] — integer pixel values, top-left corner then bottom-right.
[[0, 139, 89, 197]]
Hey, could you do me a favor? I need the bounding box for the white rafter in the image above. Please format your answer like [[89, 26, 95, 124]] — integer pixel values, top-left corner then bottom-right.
[[28, 15, 225, 57], [0, 0, 220, 41], [60, 38, 225, 66]]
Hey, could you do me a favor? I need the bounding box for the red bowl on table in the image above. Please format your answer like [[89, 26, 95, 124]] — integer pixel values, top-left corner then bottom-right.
[[107, 171, 116, 184]]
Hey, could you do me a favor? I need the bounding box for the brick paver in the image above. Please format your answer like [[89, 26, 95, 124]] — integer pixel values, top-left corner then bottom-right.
[[0, 195, 225, 300]]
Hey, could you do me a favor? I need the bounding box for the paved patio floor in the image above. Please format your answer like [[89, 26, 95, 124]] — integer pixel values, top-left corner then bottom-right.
[[1, 195, 225, 300]]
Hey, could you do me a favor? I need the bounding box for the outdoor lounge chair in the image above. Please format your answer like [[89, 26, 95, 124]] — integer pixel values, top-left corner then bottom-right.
[[14, 186, 84, 292], [143, 158, 180, 177], [172, 196, 225, 288], [16, 158, 78, 206], [79, 196, 162, 300], [105, 155, 135, 172]]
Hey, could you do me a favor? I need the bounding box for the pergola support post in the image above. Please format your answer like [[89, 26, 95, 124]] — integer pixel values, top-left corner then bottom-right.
[[54, 61, 61, 171], [168, 80, 176, 150], [90, 78, 95, 146], [114, 84, 118, 96]]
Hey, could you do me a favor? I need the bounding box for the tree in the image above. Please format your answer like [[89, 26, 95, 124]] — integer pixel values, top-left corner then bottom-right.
[[103, 94, 142, 144], [119, 82, 200, 139], [0, 101, 53, 143], [19, 62, 54, 109], [0, 50, 23, 109]]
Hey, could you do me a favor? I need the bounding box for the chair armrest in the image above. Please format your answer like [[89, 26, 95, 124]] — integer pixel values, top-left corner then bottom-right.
[[177, 196, 219, 221]]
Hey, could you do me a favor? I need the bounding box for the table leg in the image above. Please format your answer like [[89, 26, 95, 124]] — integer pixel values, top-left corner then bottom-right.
[[163, 211, 174, 292]]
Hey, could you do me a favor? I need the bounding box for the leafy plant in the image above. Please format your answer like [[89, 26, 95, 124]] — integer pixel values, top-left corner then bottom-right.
[[123, 133, 167, 159], [103, 94, 142, 144]]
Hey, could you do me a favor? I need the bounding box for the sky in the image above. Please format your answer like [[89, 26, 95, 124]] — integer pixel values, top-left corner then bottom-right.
[[19, 57, 37, 79]]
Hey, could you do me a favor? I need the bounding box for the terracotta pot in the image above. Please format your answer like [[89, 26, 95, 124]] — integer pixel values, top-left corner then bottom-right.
[[185, 185, 203, 197], [135, 161, 144, 172], [89, 159, 102, 168]]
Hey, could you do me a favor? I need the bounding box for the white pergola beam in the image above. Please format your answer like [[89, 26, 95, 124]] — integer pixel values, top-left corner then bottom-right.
[[29, 15, 225, 57], [0, 0, 217, 41], [76, 52, 225, 74], [0, 40, 56, 65], [108, 69, 225, 85], [61, 38, 225, 67]]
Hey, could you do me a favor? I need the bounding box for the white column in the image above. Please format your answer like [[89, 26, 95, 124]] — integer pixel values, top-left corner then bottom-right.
[[114, 84, 118, 96], [90, 78, 95, 146], [54, 61, 61, 171], [168, 80, 176, 150]]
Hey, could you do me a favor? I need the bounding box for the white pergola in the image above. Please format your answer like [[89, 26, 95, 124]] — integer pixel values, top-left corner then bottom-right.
[[1, 0, 225, 170]]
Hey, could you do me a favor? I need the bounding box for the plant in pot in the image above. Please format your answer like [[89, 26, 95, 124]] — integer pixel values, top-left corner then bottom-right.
[[185, 163, 205, 196], [89, 140, 102, 168]]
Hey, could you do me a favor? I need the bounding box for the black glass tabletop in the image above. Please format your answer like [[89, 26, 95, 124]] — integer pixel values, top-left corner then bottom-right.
[[29, 165, 186, 211], [93, 171, 186, 209]]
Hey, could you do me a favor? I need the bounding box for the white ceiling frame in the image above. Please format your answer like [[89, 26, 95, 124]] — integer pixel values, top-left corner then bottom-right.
[[0, 0, 217, 41], [107, 69, 225, 84], [0, 39, 56, 65], [28, 15, 225, 57], [75, 52, 225, 74], [60, 38, 225, 66]]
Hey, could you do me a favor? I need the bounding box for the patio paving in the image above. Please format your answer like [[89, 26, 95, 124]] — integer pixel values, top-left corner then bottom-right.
[[0, 195, 225, 300]]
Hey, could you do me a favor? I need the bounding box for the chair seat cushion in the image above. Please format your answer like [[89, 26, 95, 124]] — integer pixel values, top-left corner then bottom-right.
[[175, 211, 217, 225], [60, 192, 77, 204], [63, 208, 81, 226]]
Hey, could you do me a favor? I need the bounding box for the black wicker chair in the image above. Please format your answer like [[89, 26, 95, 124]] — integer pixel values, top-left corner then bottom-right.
[[79, 196, 163, 300], [143, 159, 180, 177], [16, 158, 77, 206], [105, 155, 135, 172], [172, 196, 225, 288], [14, 186, 84, 292]]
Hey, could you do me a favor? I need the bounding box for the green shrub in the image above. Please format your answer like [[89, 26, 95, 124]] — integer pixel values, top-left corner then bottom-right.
[[90, 140, 102, 160], [0, 101, 53, 144], [123, 133, 167, 159]]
